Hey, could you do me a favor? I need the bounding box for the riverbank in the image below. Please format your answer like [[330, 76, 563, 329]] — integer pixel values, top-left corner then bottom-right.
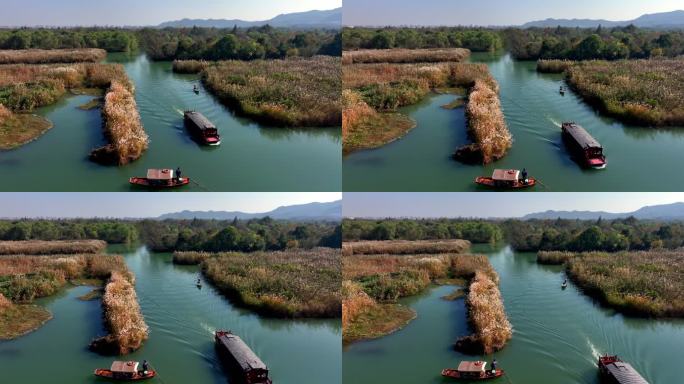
[[342, 244, 511, 352], [342, 51, 511, 162], [0, 293, 52, 340], [537, 58, 684, 127], [0, 105, 53, 150], [0, 240, 107, 255], [173, 248, 341, 318], [0, 48, 107, 64], [538, 250, 684, 317], [0, 62, 148, 160], [172, 56, 341, 127]]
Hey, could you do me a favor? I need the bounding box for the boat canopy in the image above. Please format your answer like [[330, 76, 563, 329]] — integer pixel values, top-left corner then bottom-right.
[[185, 111, 216, 130], [216, 332, 268, 372], [563, 123, 601, 149], [492, 169, 520, 182], [457, 361, 487, 373], [110, 361, 138, 373], [146, 169, 174, 180], [605, 362, 649, 384]]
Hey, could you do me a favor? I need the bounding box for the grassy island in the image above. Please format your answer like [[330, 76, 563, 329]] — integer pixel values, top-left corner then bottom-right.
[[0, 48, 106, 64]]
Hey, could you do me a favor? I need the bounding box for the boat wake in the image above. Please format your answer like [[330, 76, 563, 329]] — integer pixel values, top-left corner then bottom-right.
[[173, 107, 185, 116], [548, 117, 562, 128], [587, 338, 601, 360]]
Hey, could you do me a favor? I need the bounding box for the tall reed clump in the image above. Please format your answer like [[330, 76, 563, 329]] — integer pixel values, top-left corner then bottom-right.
[[172, 60, 208, 74], [0, 49, 107, 64], [342, 239, 471, 256], [90, 271, 148, 355], [565, 251, 684, 317], [0, 292, 12, 308], [342, 280, 376, 328], [90, 81, 149, 165], [565, 59, 684, 126], [172, 251, 210, 265], [0, 240, 107, 255], [343, 48, 470, 64], [536, 59, 573, 74], [456, 270, 512, 354], [536, 251, 577, 265], [201, 248, 341, 318], [455, 79, 512, 164], [194, 56, 341, 127]]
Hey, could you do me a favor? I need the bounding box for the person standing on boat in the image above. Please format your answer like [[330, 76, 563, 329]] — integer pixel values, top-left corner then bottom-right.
[[176, 167, 182, 182], [491, 359, 497, 374], [142, 360, 149, 375], [521, 168, 528, 183]]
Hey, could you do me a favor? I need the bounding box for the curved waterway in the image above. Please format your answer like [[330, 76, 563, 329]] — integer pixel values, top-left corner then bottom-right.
[[0, 53, 341, 191], [343, 244, 684, 384], [343, 53, 684, 191], [0, 246, 341, 384]]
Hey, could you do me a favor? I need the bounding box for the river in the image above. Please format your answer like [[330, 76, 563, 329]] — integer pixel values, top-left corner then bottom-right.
[[0, 245, 341, 384], [342, 244, 684, 384], [343, 53, 684, 191], [0, 53, 341, 191]]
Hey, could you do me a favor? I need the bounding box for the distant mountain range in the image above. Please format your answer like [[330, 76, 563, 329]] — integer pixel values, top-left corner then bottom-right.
[[523, 202, 684, 221], [158, 200, 341, 221], [159, 8, 341, 29], [522, 10, 684, 29]]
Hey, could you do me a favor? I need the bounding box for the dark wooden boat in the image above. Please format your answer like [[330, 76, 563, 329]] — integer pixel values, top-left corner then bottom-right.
[[442, 361, 504, 381], [475, 169, 536, 189], [184, 111, 221, 146], [561, 122, 606, 169], [193, 85, 200, 94], [94, 361, 156, 381], [598, 355, 649, 384], [215, 330, 272, 384], [129, 169, 190, 188]]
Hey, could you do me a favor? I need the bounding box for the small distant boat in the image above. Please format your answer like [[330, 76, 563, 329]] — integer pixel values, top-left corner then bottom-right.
[[442, 361, 504, 381], [561, 122, 606, 169], [94, 361, 156, 381], [129, 169, 190, 188], [184, 111, 221, 146], [598, 355, 649, 384], [475, 169, 536, 189], [562, 281, 568, 289], [193, 84, 200, 94], [559, 86, 565, 96]]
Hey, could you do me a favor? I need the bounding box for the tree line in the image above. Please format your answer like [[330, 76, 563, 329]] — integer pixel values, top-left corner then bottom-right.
[[343, 217, 684, 252], [343, 27, 503, 52], [0, 218, 341, 252], [0, 27, 341, 60]]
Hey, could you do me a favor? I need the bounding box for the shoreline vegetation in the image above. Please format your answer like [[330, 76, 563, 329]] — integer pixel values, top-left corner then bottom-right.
[[342, 48, 511, 162], [342, 240, 511, 353], [173, 248, 341, 318], [172, 56, 341, 127], [0, 57, 148, 160], [0, 48, 106, 64], [342, 239, 470, 255], [0, 246, 148, 354], [0, 240, 106, 255], [538, 58, 684, 127], [538, 250, 684, 318]]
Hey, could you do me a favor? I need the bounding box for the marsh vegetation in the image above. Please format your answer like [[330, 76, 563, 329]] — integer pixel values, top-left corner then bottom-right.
[[0, 48, 106, 64]]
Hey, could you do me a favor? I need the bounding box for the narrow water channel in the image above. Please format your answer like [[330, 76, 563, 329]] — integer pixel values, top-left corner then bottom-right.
[[0, 246, 341, 384], [342, 244, 684, 384], [343, 53, 684, 191], [0, 53, 341, 191]]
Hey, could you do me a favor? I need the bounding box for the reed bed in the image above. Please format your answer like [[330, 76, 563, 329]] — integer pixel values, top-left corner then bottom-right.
[[343, 62, 510, 161], [342, 239, 471, 256], [90, 81, 148, 165], [175, 56, 341, 127], [171, 59, 208, 74], [0, 49, 107, 64], [456, 271, 512, 354], [0, 240, 106, 255], [172, 251, 210, 265], [565, 251, 684, 317], [566, 59, 684, 126], [536, 59, 573, 74], [0, 296, 52, 340], [536, 251, 576, 265], [342, 48, 470, 64], [90, 271, 148, 355], [200, 248, 341, 318], [456, 79, 512, 164]]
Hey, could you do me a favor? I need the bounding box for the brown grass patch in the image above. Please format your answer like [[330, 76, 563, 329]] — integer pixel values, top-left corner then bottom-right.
[[0, 302, 52, 340], [171, 60, 209, 74], [536, 59, 574, 74], [0, 49, 107, 64], [342, 48, 470, 64], [0, 240, 107, 255], [342, 239, 471, 256]]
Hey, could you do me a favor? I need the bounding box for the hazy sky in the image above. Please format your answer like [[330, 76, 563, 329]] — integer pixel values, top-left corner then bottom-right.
[[0, 193, 341, 218], [343, 193, 684, 218], [344, 0, 683, 26], [0, 0, 341, 27]]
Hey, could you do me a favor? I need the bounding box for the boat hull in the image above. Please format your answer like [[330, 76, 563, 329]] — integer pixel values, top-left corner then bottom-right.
[[475, 177, 536, 189], [94, 369, 156, 381], [129, 177, 190, 188], [441, 368, 505, 380]]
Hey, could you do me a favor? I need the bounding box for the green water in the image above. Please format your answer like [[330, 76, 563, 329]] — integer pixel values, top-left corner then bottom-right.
[[343, 244, 684, 384], [343, 53, 684, 191], [0, 246, 341, 384], [0, 53, 341, 191]]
